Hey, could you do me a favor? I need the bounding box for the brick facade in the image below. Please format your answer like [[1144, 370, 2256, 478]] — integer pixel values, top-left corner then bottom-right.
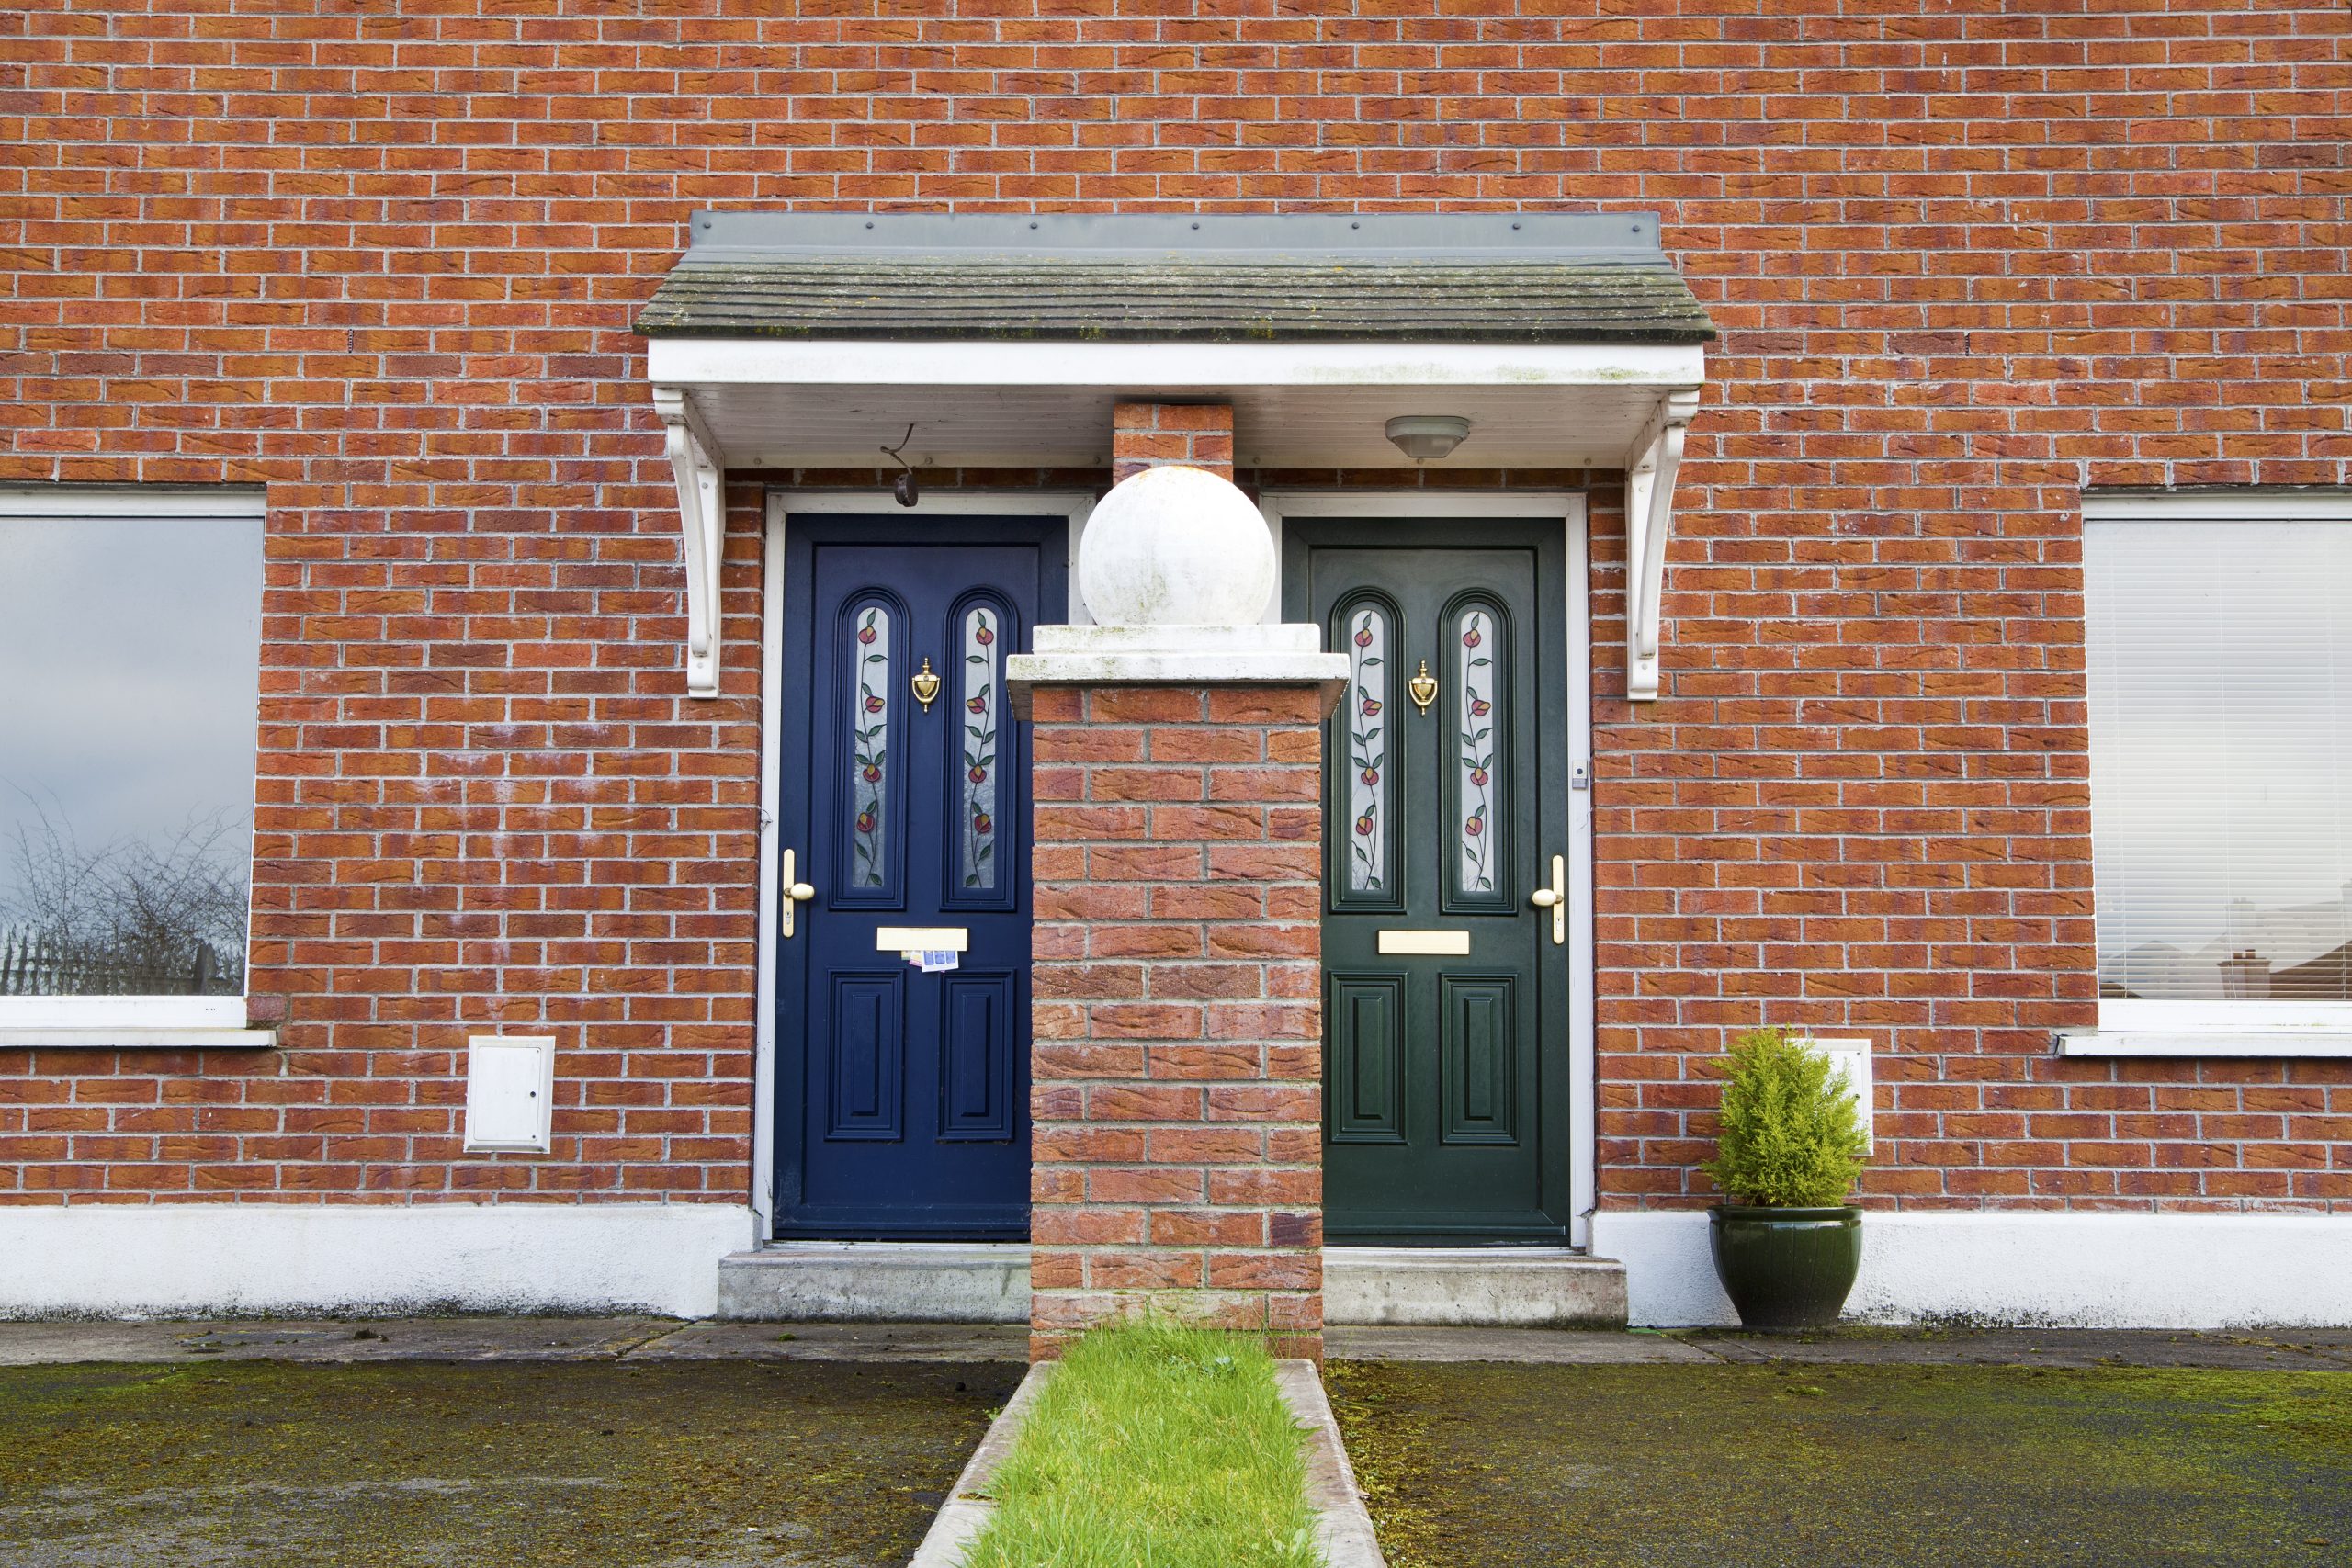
[[1028, 684, 1325, 1360], [1110, 401, 1236, 483], [3, 3, 2349, 1227]]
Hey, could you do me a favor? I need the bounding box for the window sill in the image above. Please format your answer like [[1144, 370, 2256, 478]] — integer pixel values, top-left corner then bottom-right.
[[2056, 1031, 2352, 1059], [0, 1027, 277, 1049]]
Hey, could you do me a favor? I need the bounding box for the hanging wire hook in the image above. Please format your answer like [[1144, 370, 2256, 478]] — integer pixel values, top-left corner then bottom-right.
[[882, 423, 919, 507]]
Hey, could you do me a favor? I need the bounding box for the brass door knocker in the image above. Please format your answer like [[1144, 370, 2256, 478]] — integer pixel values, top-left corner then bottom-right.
[[1408, 660, 1438, 714], [910, 657, 942, 710]]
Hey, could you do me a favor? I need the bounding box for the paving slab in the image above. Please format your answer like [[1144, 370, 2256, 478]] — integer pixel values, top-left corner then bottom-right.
[[628, 1320, 1030, 1362], [1679, 1325, 2352, 1372], [0, 1315, 677, 1366], [2, 1357, 1018, 1568], [1329, 1358, 2352, 1568], [1327, 1325, 1712, 1363]]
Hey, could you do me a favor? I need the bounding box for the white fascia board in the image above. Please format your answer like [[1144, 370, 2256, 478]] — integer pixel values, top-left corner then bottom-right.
[[646, 336, 1707, 390]]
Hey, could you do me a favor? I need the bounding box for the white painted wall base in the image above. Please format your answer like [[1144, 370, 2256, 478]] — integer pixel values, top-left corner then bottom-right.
[[0, 1203, 757, 1320], [1594, 1210, 2352, 1329]]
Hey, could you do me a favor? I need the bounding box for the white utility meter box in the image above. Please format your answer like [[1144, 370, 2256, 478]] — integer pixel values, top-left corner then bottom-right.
[[464, 1034, 556, 1153], [1801, 1036, 1875, 1155]]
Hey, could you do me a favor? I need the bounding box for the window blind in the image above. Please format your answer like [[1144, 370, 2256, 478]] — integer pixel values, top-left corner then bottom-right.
[[2086, 513, 2352, 1004]]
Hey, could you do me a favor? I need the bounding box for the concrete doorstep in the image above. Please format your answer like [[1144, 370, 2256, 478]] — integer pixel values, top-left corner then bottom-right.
[[904, 1359, 1387, 1568]]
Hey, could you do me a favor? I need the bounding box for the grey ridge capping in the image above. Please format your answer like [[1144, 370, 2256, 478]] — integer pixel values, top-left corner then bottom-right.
[[634, 210, 1715, 345]]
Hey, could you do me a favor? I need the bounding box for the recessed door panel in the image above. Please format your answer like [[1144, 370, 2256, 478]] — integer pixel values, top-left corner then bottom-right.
[[775, 514, 1065, 1239], [1441, 974, 1519, 1145], [1329, 973, 1407, 1144], [940, 970, 1017, 1141], [828, 973, 904, 1141], [1286, 520, 1572, 1242]]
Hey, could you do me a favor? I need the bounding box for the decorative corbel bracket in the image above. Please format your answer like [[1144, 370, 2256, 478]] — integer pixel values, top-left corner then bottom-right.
[[1622, 387, 1702, 702], [651, 386, 725, 698]]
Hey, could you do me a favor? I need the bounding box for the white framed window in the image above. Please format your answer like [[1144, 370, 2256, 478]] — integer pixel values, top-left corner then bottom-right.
[[0, 488, 270, 1043], [2072, 490, 2352, 1056]]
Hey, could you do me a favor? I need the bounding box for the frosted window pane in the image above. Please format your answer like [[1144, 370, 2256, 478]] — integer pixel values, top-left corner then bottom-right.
[[2086, 517, 2352, 1001]]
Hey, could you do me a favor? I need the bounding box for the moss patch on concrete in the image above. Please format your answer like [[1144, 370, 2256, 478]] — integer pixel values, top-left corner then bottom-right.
[[0, 1358, 1020, 1567], [1328, 1360, 2352, 1568]]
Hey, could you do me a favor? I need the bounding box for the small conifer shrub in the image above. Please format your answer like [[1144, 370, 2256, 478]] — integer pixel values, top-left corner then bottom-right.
[[1702, 1027, 1869, 1208]]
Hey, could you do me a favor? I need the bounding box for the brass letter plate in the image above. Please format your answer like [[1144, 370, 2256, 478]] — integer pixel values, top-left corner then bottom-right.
[[1377, 930, 1470, 957], [875, 927, 969, 953]]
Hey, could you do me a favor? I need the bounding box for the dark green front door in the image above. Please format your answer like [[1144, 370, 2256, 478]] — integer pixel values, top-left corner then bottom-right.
[[1284, 520, 1574, 1242]]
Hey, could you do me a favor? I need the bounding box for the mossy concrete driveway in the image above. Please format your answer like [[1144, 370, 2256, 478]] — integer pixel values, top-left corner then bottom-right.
[[1329, 1358, 2352, 1568], [0, 1357, 1020, 1567]]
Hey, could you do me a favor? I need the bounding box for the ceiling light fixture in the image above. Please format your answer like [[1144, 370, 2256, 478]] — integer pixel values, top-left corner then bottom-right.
[[1385, 414, 1471, 462]]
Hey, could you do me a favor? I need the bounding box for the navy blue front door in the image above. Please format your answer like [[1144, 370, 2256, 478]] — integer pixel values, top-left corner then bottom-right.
[[775, 514, 1065, 1238]]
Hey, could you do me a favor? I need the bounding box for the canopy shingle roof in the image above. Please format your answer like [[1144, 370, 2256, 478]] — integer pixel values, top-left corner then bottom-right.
[[634, 211, 1715, 345]]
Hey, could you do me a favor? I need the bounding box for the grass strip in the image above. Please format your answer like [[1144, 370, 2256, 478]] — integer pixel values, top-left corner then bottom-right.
[[963, 1320, 1323, 1568]]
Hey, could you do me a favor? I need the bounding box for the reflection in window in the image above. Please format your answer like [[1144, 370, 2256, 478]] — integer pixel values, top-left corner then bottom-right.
[[1456, 606, 1499, 895], [959, 605, 1001, 890], [0, 502, 264, 998], [848, 604, 891, 888], [2087, 514, 2352, 1002], [1344, 604, 1389, 895]]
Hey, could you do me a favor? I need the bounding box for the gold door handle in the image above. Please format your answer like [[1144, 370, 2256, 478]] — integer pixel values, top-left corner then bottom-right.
[[1531, 853, 1565, 945], [781, 849, 817, 939]]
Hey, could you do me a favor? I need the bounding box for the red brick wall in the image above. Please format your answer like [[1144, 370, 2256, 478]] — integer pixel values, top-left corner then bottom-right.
[[1029, 684, 1324, 1359], [1111, 400, 1235, 483], [3, 3, 2347, 1214]]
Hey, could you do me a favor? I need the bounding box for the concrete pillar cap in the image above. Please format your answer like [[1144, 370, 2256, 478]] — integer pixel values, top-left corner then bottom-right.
[[1080, 464, 1273, 627]]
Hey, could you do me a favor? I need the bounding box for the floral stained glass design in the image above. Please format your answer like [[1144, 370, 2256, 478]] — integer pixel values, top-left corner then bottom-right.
[[960, 606, 1001, 890], [1345, 605, 1389, 894], [1457, 607, 1498, 894], [848, 604, 890, 887]]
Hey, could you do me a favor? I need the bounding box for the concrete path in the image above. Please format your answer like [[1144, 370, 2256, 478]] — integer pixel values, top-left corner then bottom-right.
[[1329, 1357, 2352, 1568], [6, 1315, 2350, 1369], [4, 1356, 1019, 1568], [1330, 1324, 2352, 1371], [0, 1316, 1031, 1366]]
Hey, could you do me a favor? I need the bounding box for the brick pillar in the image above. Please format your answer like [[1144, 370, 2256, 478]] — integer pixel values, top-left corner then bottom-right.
[[1111, 400, 1234, 482], [1027, 683, 1326, 1362]]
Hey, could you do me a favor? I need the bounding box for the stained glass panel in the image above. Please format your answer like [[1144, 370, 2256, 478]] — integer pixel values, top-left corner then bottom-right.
[[1344, 604, 1390, 895], [848, 604, 890, 887], [1456, 605, 1499, 895], [959, 605, 1001, 890]]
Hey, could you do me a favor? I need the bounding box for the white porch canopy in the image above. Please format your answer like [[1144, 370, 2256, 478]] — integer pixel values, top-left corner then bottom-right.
[[640, 211, 1711, 699]]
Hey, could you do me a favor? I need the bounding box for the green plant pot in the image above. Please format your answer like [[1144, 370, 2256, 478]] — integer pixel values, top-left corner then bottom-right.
[[1707, 1205, 1862, 1329]]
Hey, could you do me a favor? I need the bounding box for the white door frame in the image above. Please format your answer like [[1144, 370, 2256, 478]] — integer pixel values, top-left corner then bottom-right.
[[1257, 490, 1600, 1250], [752, 488, 1098, 1236]]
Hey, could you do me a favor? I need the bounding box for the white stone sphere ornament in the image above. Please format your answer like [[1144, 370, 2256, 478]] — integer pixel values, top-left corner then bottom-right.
[[1079, 464, 1274, 627]]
